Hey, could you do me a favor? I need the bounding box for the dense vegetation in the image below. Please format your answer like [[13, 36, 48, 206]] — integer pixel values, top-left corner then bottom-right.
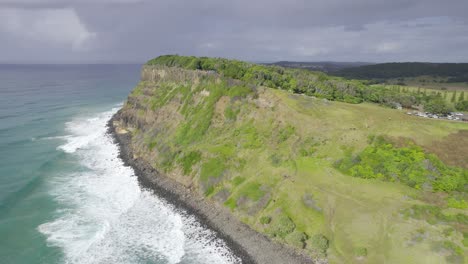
[[337, 136, 467, 192], [147, 55, 461, 115], [335, 62, 468, 82]]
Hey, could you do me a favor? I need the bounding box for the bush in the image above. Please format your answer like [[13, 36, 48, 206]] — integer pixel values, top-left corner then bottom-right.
[[268, 214, 296, 238], [179, 150, 201, 174], [278, 125, 295, 143], [269, 153, 283, 166], [455, 100, 468, 111], [260, 216, 272, 224], [307, 234, 329, 257], [231, 176, 245, 186], [336, 137, 467, 192], [354, 247, 368, 257], [224, 106, 240, 121], [226, 85, 253, 98], [224, 197, 237, 209], [285, 231, 308, 249], [447, 197, 468, 209]]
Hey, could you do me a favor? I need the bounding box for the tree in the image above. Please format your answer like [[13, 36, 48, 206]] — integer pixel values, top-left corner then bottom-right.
[[458, 91, 465, 101], [424, 97, 453, 115], [451, 91, 457, 103], [455, 100, 468, 111]]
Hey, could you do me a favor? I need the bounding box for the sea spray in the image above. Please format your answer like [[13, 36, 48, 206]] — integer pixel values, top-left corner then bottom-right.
[[38, 108, 240, 264]]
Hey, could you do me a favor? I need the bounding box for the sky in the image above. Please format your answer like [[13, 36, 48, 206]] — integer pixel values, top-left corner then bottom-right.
[[0, 0, 468, 63]]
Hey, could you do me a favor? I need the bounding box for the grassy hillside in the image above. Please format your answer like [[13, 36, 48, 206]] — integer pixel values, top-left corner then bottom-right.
[[118, 57, 468, 263], [147, 55, 468, 113]]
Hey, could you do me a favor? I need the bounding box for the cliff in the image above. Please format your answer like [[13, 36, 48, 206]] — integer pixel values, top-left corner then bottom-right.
[[112, 57, 468, 263]]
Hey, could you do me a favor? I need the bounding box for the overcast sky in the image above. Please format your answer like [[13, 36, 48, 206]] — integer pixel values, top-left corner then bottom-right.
[[1, 0, 468, 63]]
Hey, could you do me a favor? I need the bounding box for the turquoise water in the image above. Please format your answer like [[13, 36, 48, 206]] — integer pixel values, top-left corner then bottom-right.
[[0, 65, 239, 264]]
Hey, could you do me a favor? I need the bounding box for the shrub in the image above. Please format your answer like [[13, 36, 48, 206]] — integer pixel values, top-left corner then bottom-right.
[[336, 137, 467, 193], [224, 197, 237, 209], [226, 85, 253, 98], [455, 100, 468, 111], [224, 106, 239, 121], [268, 214, 296, 238], [307, 234, 329, 257], [278, 125, 295, 143], [236, 123, 263, 149], [269, 153, 282, 166], [354, 247, 368, 257], [447, 197, 468, 209], [179, 150, 201, 175], [285, 231, 308, 249], [260, 216, 272, 224], [232, 176, 245, 186]]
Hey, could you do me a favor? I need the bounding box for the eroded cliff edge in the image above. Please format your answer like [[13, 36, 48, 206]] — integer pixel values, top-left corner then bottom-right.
[[109, 65, 316, 264]]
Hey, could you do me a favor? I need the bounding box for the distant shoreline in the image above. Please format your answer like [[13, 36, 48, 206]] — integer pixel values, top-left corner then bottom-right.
[[107, 111, 315, 264]]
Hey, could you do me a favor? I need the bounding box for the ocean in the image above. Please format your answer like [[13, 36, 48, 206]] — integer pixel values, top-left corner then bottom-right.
[[0, 65, 239, 264]]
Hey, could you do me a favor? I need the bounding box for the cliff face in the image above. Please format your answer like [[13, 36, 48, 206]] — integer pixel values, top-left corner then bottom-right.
[[114, 64, 467, 263], [117, 65, 261, 188], [115, 65, 329, 258]]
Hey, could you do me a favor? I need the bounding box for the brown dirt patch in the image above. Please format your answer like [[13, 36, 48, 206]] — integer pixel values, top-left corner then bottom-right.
[[387, 130, 468, 169], [425, 130, 468, 169]]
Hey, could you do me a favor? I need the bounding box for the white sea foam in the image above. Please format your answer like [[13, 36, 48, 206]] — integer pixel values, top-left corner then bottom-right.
[[38, 108, 240, 264], [42, 135, 73, 141]]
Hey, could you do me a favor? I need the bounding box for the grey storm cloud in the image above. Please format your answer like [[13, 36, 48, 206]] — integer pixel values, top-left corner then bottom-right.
[[0, 0, 467, 63]]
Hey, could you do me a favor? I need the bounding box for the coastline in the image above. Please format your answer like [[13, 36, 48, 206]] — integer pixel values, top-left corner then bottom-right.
[[107, 111, 315, 264]]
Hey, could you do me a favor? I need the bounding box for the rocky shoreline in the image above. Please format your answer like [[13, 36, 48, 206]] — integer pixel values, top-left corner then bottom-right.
[[108, 111, 315, 264]]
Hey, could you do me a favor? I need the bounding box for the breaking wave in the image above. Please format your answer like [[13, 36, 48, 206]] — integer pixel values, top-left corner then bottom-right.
[[38, 108, 240, 264]]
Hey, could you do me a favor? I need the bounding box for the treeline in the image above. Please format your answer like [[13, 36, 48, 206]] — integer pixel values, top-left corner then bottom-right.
[[268, 61, 370, 73], [147, 55, 463, 114], [334, 62, 468, 82]]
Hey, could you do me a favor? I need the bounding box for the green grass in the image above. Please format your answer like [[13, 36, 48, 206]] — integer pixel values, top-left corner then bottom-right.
[[225, 197, 237, 209], [238, 182, 264, 201], [124, 69, 468, 263], [225, 85, 254, 98], [232, 176, 245, 186], [260, 215, 271, 224], [278, 124, 295, 143], [224, 105, 240, 121], [200, 157, 225, 181], [178, 150, 201, 175]]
